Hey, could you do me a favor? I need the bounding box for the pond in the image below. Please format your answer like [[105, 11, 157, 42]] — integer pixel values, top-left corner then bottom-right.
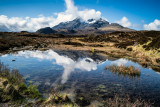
[[0, 50, 160, 106]]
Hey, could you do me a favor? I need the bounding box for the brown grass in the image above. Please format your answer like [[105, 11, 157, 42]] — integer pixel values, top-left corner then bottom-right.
[[0, 31, 160, 72], [103, 95, 152, 107], [105, 65, 141, 78]]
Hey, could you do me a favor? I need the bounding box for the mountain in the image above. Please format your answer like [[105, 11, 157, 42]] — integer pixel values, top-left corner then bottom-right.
[[88, 18, 109, 28], [36, 27, 56, 34], [52, 18, 110, 30], [36, 18, 134, 35], [53, 18, 87, 30]]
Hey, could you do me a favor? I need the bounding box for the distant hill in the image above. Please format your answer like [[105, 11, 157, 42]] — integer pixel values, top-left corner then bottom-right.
[[36, 18, 135, 35], [36, 27, 57, 34]]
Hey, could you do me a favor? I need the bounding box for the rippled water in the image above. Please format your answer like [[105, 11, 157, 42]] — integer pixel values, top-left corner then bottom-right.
[[0, 50, 160, 106]]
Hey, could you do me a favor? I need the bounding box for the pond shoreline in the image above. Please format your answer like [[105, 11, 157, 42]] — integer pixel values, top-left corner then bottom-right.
[[1, 42, 159, 73], [0, 31, 160, 72]]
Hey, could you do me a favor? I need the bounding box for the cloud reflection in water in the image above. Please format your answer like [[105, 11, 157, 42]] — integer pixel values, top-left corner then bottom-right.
[[14, 50, 98, 84], [1, 50, 139, 84]]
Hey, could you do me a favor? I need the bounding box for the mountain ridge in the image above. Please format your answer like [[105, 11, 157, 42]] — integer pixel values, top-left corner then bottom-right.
[[36, 18, 135, 35]]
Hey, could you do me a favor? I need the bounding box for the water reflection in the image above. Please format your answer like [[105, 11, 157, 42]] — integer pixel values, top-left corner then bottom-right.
[[1, 50, 160, 106], [111, 59, 128, 66], [3, 50, 99, 84], [0, 50, 147, 84]]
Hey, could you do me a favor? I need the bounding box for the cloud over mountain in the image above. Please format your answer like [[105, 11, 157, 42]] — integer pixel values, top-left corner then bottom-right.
[[54, 0, 101, 26], [0, 0, 101, 32], [116, 17, 132, 27]]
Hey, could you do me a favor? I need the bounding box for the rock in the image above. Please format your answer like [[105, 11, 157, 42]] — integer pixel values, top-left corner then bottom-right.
[[12, 59, 15, 62]]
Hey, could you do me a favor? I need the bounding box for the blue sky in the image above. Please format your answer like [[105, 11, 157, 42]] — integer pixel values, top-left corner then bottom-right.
[[0, 0, 160, 31]]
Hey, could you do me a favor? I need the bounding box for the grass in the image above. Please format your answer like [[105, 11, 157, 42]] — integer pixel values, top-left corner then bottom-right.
[[42, 89, 75, 106], [0, 61, 41, 104], [80, 31, 160, 71], [1, 31, 160, 106], [92, 48, 95, 53], [105, 64, 141, 78], [0, 61, 153, 106], [0, 61, 75, 106], [132, 44, 160, 61], [103, 95, 152, 107], [0, 63, 23, 85], [130, 43, 160, 72], [0, 31, 160, 72]]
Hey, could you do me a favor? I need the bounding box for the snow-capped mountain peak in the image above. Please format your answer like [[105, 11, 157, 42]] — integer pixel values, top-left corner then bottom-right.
[[36, 17, 134, 35]]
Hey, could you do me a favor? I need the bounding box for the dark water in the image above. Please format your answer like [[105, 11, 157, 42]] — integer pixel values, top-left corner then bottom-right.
[[0, 50, 160, 105]]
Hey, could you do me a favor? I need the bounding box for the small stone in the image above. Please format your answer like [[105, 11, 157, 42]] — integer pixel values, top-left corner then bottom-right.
[[12, 59, 15, 62]]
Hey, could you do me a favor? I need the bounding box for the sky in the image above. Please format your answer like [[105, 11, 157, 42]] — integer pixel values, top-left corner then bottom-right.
[[0, 0, 160, 32]]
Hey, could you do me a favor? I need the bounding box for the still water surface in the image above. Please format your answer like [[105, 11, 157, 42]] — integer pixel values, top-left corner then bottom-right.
[[0, 50, 160, 105]]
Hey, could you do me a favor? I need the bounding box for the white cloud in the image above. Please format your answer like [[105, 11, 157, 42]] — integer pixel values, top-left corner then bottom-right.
[[0, 0, 101, 32], [144, 19, 160, 30], [53, 0, 101, 24], [116, 17, 132, 27], [0, 15, 56, 32]]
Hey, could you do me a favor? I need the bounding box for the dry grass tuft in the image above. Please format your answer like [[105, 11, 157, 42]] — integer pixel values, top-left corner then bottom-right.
[[105, 65, 141, 78], [104, 95, 152, 107]]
